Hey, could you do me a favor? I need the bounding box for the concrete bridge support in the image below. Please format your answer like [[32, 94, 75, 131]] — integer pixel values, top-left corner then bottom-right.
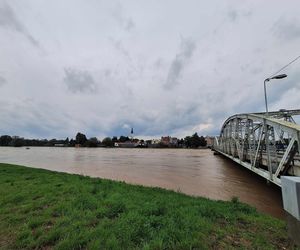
[[281, 176, 300, 221]]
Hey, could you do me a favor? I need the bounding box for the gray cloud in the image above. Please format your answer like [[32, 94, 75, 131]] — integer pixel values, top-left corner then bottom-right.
[[123, 19, 134, 32], [0, 1, 39, 47], [153, 58, 164, 69], [227, 8, 252, 22], [268, 72, 300, 105], [110, 38, 130, 58], [228, 10, 238, 22], [0, 99, 73, 138], [112, 3, 135, 32], [0, 76, 6, 86], [273, 18, 300, 41], [164, 38, 196, 89], [63, 68, 97, 94], [109, 37, 140, 74]]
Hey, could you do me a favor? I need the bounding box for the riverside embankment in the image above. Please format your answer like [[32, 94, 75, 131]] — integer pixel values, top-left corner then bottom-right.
[[0, 163, 298, 249]]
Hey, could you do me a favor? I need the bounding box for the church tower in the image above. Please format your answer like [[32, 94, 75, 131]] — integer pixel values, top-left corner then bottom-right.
[[130, 128, 134, 140]]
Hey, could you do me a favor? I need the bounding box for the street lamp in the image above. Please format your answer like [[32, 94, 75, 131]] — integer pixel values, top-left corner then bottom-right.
[[263, 74, 287, 180], [264, 74, 287, 115]]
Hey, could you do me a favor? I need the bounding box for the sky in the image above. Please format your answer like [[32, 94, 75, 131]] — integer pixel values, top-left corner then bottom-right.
[[0, 0, 300, 140]]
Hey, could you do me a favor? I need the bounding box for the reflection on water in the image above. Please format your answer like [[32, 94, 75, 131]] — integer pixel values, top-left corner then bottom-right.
[[0, 147, 283, 218]]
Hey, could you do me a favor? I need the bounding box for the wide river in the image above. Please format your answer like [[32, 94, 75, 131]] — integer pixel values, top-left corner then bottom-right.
[[0, 147, 283, 218]]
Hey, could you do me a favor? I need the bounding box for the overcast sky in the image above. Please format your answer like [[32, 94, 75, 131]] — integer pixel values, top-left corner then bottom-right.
[[0, 0, 300, 139]]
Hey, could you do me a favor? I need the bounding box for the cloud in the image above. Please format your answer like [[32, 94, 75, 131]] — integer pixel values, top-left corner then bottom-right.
[[109, 37, 140, 74], [122, 123, 130, 130], [0, 1, 39, 47], [268, 72, 300, 109], [123, 19, 134, 32], [63, 68, 97, 94], [112, 3, 135, 32], [227, 8, 252, 22], [0, 99, 73, 138], [0, 76, 6, 86], [164, 38, 196, 89], [192, 123, 213, 133], [110, 38, 130, 58], [273, 18, 300, 41], [153, 58, 164, 69], [228, 10, 238, 22]]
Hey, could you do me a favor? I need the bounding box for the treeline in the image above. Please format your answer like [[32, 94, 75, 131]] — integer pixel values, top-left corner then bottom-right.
[[0, 132, 207, 148], [0, 133, 102, 148]]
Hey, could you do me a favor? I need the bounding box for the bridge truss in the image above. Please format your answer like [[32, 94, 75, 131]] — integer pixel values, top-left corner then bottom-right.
[[214, 109, 300, 186]]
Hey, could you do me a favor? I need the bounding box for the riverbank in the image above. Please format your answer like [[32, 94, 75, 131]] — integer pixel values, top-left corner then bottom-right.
[[0, 163, 298, 249]]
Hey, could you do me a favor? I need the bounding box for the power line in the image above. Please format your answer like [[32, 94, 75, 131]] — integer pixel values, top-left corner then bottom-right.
[[269, 55, 300, 78]]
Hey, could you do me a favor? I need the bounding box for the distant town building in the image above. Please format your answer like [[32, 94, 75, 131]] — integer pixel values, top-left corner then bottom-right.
[[170, 137, 178, 145], [161, 136, 170, 145], [205, 136, 215, 147], [147, 139, 161, 148], [161, 136, 178, 147], [151, 139, 161, 144]]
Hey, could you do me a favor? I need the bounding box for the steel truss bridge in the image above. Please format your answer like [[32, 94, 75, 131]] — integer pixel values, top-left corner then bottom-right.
[[214, 109, 300, 187]]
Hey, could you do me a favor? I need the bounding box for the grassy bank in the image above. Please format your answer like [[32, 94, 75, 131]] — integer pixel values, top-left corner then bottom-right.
[[0, 163, 298, 249]]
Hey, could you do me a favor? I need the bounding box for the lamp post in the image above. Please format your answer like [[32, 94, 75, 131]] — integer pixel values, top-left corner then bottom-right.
[[264, 74, 287, 115], [263, 73, 287, 181]]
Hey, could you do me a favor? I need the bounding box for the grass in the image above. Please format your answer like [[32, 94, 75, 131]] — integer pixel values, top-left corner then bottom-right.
[[0, 163, 298, 249]]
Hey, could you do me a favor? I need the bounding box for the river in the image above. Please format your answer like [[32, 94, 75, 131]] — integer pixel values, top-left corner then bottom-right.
[[0, 147, 283, 218]]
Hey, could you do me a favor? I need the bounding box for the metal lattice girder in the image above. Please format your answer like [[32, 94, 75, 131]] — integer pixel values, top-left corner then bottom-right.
[[274, 137, 296, 177], [214, 110, 300, 187]]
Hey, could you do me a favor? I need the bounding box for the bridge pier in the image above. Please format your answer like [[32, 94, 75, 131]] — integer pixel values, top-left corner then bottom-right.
[[281, 176, 300, 221]]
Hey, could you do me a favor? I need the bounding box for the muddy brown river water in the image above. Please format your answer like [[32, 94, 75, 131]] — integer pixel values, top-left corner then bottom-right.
[[0, 147, 284, 218]]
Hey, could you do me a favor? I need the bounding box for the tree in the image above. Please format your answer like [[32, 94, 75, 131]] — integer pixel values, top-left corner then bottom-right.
[[86, 137, 99, 147], [184, 136, 192, 148], [190, 132, 201, 148], [69, 139, 76, 147], [178, 138, 184, 147], [199, 136, 207, 147], [184, 133, 204, 148], [119, 136, 130, 142], [47, 139, 58, 146], [75, 132, 87, 145], [10, 137, 25, 147], [102, 137, 113, 147], [0, 135, 12, 146]]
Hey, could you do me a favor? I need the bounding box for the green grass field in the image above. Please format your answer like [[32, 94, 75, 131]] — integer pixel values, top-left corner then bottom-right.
[[0, 163, 298, 249]]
